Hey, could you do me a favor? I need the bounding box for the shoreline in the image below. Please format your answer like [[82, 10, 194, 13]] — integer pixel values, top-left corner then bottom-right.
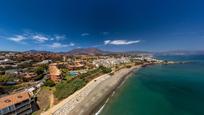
[[42, 65, 141, 115], [93, 67, 140, 115], [93, 61, 188, 115]]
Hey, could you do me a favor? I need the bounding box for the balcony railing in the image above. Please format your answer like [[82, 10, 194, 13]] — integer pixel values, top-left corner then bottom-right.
[[15, 100, 30, 109], [16, 105, 31, 114], [17, 109, 32, 115]]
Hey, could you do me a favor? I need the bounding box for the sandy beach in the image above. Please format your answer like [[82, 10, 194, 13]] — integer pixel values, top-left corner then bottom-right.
[[42, 65, 141, 115]]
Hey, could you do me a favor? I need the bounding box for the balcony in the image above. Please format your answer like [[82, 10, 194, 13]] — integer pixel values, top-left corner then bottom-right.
[[17, 109, 32, 115], [15, 100, 30, 109], [16, 105, 31, 114]]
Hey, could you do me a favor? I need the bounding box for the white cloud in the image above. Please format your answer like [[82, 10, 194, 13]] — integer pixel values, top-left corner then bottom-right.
[[104, 40, 140, 45], [48, 42, 75, 48], [7, 33, 49, 43], [49, 43, 68, 48], [8, 35, 27, 42], [81, 33, 90, 37], [55, 35, 65, 41], [104, 40, 111, 45], [69, 42, 75, 46], [6, 33, 74, 50], [32, 35, 48, 43]]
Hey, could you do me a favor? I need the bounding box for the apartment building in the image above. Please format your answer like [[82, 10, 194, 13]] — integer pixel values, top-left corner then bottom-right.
[[0, 91, 34, 115]]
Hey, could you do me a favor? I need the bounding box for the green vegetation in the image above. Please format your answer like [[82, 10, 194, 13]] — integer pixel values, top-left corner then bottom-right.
[[33, 65, 48, 81], [0, 85, 21, 94], [99, 66, 112, 73], [78, 66, 111, 82], [34, 64, 48, 75], [60, 68, 69, 77], [35, 67, 45, 75], [54, 78, 86, 100], [54, 66, 112, 100], [78, 68, 100, 80], [44, 79, 55, 87], [0, 75, 15, 82], [64, 75, 73, 81], [33, 74, 44, 81]]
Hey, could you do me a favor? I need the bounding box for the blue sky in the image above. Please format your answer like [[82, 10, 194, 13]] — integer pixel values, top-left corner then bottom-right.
[[0, 0, 204, 52]]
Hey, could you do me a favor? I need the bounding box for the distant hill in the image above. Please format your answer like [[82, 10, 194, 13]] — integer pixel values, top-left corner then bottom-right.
[[21, 49, 204, 56], [65, 48, 153, 56], [66, 48, 110, 55], [24, 50, 53, 54], [20, 48, 151, 56]]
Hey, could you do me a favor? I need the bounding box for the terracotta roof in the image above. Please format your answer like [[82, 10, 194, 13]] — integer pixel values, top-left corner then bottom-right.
[[49, 64, 61, 76], [0, 91, 30, 110]]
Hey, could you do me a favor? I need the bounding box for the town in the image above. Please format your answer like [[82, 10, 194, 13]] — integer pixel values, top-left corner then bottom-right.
[[0, 49, 164, 115]]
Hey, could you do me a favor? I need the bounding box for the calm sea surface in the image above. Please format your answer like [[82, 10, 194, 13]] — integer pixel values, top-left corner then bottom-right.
[[100, 55, 204, 115]]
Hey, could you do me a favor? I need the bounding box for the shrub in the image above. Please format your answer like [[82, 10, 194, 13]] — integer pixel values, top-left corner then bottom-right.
[[99, 66, 112, 73], [44, 79, 55, 87], [126, 65, 132, 68], [54, 78, 86, 100], [34, 67, 45, 75], [0, 75, 14, 82], [109, 72, 114, 76], [33, 74, 44, 81]]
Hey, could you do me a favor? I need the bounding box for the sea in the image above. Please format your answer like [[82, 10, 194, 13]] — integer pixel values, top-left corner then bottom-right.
[[99, 55, 204, 115]]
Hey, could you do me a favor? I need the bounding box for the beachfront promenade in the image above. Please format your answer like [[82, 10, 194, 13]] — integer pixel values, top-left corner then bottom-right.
[[42, 66, 140, 115]]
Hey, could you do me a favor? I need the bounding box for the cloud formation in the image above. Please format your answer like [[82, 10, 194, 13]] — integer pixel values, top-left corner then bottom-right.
[[69, 42, 75, 46], [6, 32, 76, 50], [8, 35, 27, 42], [32, 34, 48, 43], [54, 35, 65, 41], [104, 40, 140, 45], [7, 33, 68, 44]]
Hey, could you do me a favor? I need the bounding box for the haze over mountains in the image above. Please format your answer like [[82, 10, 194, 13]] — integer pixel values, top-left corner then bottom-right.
[[1, 48, 203, 56], [65, 48, 110, 55], [22, 48, 204, 56]]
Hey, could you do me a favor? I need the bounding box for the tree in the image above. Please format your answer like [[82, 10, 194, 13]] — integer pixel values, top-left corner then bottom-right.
[[0, 75, 14, 82], [33, 74, 44, 81], [61, 68, 68, 77], [99, 66, 112, 73], [35, 67, 45, 75], [44, 79, 55, 87]]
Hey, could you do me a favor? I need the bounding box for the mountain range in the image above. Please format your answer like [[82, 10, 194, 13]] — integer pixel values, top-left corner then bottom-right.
[[22, 48, 204, 56], [65, 48, 110, 55]]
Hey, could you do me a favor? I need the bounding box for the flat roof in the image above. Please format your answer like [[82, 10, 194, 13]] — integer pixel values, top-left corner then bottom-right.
[[0, 91, 30, 110]]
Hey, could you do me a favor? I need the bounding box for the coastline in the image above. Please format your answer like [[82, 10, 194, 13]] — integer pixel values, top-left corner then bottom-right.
[[42, 65, 141, 115], [93, 66, 140, 115]]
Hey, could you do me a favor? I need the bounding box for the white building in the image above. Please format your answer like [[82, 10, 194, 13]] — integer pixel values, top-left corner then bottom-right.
[[93, 57, 130, 67]]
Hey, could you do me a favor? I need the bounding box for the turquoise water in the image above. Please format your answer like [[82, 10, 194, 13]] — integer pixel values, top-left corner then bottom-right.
[[100, 55, 204, 115]]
